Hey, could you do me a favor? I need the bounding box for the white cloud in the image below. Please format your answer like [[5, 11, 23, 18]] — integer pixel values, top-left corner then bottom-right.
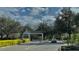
[[55, 8, 63, 15], [42, 15, 56, 21], [21, 9, 26, 12], [0, 7, 20, 18], [14, 16, 33, 25], [42, 15, 56, 26], [27, 8, 31, 11], [55, 7, 79, 15], [30, 7, 48, 16], [0, 7, 56, 29], [71, 7, 79, 14]]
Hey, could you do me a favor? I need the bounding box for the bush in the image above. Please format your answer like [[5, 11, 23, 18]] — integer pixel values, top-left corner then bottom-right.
[[0, 38, 30, 47], [23, 38, 31, 43], [0, 39, 21, 47], [61, 45, 79, 51]]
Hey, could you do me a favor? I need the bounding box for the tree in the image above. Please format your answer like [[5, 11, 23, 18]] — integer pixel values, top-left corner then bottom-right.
[[73, 13, 79, 31], [35, 21, 53, 40], [71, 13, 79, 44], [0, 16, 22, 39], [20, 24, 33, 39], [54, 7, 74, 45], [53, 16, 67, 40]]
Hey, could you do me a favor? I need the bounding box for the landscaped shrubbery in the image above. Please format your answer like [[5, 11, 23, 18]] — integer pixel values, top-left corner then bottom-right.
[[23, 38, 30, 43], [0, 38, 30, 47], [69, 33, 79, 45], [61, 45, 79, 51]]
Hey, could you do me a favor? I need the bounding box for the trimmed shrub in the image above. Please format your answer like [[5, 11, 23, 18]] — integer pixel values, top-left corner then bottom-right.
[[61, 45, 79, 51], [23, 38, 31, 43], [0, 38, 30, 47]]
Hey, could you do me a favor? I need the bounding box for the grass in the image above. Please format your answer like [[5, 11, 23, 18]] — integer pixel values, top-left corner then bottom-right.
[[0, 38, 31, 47], [70, 33, 79, 44]]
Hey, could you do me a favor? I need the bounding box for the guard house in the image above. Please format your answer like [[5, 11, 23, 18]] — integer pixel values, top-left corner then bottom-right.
[[23, 31, 44, 41]]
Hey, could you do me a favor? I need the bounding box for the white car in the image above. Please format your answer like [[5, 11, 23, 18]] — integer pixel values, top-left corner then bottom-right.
[[57, 40, 64, 44]]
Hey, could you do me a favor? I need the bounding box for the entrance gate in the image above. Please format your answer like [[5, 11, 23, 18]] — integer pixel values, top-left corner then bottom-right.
[[23, 33, 44, 41]]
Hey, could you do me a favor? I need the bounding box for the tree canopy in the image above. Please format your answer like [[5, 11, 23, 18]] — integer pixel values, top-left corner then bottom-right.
[[0, 16, 22, 39]]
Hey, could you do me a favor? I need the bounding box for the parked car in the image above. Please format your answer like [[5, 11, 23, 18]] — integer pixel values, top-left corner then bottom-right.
[[51, 39, 64, 43], [57, 40, 64, 44], [51, 40, 57, 43]]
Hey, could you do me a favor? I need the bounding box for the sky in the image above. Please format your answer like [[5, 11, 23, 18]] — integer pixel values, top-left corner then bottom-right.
[[0, 7, 79, 29]]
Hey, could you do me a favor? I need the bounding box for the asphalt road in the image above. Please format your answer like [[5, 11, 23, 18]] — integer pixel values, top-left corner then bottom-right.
[[0, 42, 65, 51]]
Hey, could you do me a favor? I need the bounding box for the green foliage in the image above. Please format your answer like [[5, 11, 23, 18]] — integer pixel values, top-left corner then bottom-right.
[[35, 22, 53, 40], [20, 24, 33, 38], [73, 13, 79, 26], [54, 18, 67, 34], [54, 7, 76, 45], [0, 16, 22, 39]]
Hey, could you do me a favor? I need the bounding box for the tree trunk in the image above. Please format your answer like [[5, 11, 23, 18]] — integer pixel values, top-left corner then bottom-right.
[[20, 33, 23, 40], [67, 33, 71, 46], [6, 34, 9, 39], [1, 34, 3, 39]]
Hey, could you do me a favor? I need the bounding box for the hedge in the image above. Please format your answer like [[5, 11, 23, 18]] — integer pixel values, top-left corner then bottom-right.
[[23, 38, 30, 43], [0, 38, 30, 47]]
